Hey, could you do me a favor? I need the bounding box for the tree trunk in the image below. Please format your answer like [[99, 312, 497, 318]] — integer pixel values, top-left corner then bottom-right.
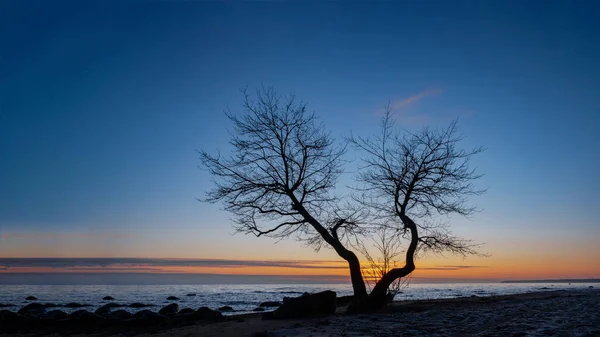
[[356, 214, 420, 312], [290, 195, 368, 299]]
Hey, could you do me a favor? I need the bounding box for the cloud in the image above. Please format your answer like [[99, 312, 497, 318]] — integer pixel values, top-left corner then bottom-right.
[[0, 258, 347, 271], [420, 265, 489, 271], [389, 88, 443, 111]]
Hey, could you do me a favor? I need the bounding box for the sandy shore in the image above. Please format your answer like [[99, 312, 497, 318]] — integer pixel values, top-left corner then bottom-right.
[[3, 289, 599, 337]]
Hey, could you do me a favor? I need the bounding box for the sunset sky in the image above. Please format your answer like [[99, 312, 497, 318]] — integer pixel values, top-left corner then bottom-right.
[[1, 1, 598, 283]]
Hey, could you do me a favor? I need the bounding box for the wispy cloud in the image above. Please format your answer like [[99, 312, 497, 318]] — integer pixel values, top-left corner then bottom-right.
[[421, 265, 488, 271], [390, 88, 442, 111], [0, 258, 347, 271]]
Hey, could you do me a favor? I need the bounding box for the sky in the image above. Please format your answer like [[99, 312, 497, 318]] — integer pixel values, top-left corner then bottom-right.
[[1, 1, 599, 283]]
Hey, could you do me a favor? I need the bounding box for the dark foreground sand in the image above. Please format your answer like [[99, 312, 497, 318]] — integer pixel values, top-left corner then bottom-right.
[[3, 289, 599, 337]]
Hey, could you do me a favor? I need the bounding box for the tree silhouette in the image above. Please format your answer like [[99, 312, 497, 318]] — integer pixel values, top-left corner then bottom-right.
[[200, 88, 485, 311]]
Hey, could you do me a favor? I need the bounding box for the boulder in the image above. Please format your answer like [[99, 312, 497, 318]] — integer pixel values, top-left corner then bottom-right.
[[25, 296, 38, 301], [186, 293, 196, 297], [166, 296, 180, 300], [336, 295, 354, 306], [43, 309, 68, 320], [253, 307, 265, 312], [158, 303, 179, 316], [102, 296, 115, 300], [195, 306, 224, 321], [129, 302, 154, 308], [18, 303, 46, 316], [64, 302, 91, 308], [178, 308, 194, 315], [218, 305, 234, 312], [109, 309, 132, 320], [264, 290, 336, 320], [95, 303, 123, 316], [134, 310, 168, 323], [69, 310, 102, 325], [259, 301, 282, 307], [0, 310, 26, 333]]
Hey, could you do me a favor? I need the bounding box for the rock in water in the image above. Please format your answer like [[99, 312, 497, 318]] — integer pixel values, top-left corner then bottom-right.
[[95, 303, 123, 316], [102, 296, 115, 300], [253, 307, 265, 312], [218, 305, 234, 312], [166, 296, 180, 300], [18, 303, 46, 317], [64, 302, 91, 308], [264, 290, 336, 320], [259, 301, 282, 307], [186, 293, 196, 297], [134, 310, 167, 323], [43, 310, 68, 320], [109, 310, 132, 320], [178, 308, 194, 314], [25, 296, 38, 301], [130, 302, 154, 308], [158, 303, 179, 316]]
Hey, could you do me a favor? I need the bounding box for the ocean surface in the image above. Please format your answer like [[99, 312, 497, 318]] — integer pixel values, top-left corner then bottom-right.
[[0, 282, 596, 315]]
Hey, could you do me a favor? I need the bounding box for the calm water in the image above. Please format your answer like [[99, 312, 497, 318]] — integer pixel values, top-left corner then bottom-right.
[[0, 283, 595, 315]]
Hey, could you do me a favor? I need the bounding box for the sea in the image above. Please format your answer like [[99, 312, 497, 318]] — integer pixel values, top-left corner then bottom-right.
[[0, 282, 596, 315]]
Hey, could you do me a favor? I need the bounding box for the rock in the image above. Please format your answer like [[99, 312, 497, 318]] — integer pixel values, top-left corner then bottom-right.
[[159, 303, 179, 316], [69, 309, 102, 324], [95, 303, 123, 316], [0, 303, 14, 308], [42, 303, 59, 308], [109, 309, 132, 320], [134, 310, 167, 323], [590, 286, 594, 289], [259, 301, 282, 307], [178, 308, 194, 314], [253, 307, 265, 312], [195, 306, 224, 321], [336, 295, 354, 306], [264, 290, 336, 320], [0, 310, 26, 333], [43, 309, 68, 320], [18, 303, 46, 316], [64, 302, 91, 308], [186, 293, 196, 297], [218, 305, 234, 312], [166, 296, 180, 300], [25, 296, 38, 301], [129, 302, 154, 308], [102, 296, 115, 300]]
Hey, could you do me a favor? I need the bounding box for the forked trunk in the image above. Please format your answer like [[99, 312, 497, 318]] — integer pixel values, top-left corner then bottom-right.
[[349, 214, 419, 312]]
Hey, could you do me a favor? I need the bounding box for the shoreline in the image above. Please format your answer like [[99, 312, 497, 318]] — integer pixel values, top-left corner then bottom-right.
[[2, 288, 598, 337]]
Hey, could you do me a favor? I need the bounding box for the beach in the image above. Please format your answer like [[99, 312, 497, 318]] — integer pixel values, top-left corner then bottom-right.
[[2, 289, 598, 337]]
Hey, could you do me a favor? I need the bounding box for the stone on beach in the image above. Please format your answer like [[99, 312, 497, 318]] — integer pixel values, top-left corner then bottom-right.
[[259, 301, 282, 307], [264, 290, 337, 320], [195, 306, 224, 321], [95, 302, 124, 316], [159, 303, 179, 316], [43, 309, 68, 320], [178, 307, 195, 314], [18, 303, 46, 316], [218, 305, 234, 312], [134, 309, 168, 323]]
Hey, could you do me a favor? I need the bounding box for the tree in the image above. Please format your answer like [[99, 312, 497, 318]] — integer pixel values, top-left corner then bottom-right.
[[200, 88, 485, 311], [348, 104, 485, 309]]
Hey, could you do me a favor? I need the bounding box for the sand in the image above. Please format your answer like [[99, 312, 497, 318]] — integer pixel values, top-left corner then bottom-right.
[[3, 289, 599, 337]]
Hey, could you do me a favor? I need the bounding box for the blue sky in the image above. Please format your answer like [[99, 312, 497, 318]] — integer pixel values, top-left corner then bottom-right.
[[0, 1, 598, 279]]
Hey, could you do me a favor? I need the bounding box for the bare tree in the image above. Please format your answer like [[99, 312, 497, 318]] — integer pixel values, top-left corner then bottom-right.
[[199, 87, 369, 299], [200, 89, 485, 312], [349, 104, 486, 309]]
